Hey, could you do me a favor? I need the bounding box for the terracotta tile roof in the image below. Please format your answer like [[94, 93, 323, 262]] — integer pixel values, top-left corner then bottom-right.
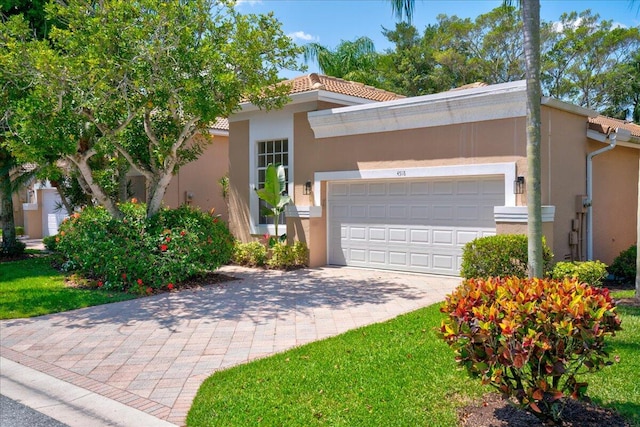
[[281, 73, 404, 102], [211, 117, 229, 131], [588, 116, 640, 140]]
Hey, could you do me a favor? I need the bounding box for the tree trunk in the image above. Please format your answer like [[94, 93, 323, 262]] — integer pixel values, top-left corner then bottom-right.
[[117, 158, 130, 203], [51, 181, 75, 216], [70, 154, 123, 219], [146, 168, 175, 218], [0, 164, 18, 253], [522, 0, 543, 278]]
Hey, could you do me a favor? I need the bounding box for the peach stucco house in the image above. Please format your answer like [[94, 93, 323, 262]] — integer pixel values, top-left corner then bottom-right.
[[227, 74, 639, 276]]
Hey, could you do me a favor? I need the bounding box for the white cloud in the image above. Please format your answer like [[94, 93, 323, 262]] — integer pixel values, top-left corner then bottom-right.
[[235, 0, 262, 6], [288, 31, 318, 43]]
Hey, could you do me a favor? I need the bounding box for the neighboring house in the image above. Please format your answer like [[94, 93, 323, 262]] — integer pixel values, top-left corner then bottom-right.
[[21, 181, 67, 238], [228, 73, 639, 276], [20, 119, 230, 238]]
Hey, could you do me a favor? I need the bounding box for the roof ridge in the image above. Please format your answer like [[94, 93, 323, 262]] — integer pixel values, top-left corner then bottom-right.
[[279, 73, 404, 102]]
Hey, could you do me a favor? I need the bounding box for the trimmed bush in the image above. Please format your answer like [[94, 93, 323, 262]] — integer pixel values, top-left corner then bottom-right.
[[439, 276, 622, 425], [43, 235, 58, 251], [233, 241, 267, 267], [54, 203, 234, 292], [551, 260, 608, 287], [267, 241, 309, 270], [608, 244, 636, 284], [0, 240, 26, 257], [460, 234, 554, 279]]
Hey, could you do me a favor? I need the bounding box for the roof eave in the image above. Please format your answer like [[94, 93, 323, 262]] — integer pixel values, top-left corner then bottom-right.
[[308, 80, 529, 139], [233, 90, 379, 117], [541, 97, 598, 118], [587, 128, 640, 149]]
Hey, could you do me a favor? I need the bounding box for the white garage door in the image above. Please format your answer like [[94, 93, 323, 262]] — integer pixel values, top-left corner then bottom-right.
[[328, 176, 504, 276]]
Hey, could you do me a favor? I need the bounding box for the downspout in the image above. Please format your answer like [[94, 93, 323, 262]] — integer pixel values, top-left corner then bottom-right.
[[586, 127, 631, 260]]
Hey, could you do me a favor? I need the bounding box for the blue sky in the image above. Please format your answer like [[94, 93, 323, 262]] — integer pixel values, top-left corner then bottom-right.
[[236, 0, 640, 79]]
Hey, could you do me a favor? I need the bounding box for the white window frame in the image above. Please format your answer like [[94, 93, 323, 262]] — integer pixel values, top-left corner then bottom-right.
[[248, 109, 295, 235], [256, 138, 290, 226]]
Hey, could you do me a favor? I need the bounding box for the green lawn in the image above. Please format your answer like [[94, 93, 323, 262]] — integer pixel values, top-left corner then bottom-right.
[[0, 256, 134, 319], [587, 290, 640, 425], [187, 292, 640, 427]]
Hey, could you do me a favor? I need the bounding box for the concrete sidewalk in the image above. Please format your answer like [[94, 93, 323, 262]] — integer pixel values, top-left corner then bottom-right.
[[1, 265, 460, 426]]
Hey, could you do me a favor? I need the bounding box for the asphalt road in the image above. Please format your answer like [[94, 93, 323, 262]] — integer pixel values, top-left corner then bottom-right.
[[0, 395, 69, 427]]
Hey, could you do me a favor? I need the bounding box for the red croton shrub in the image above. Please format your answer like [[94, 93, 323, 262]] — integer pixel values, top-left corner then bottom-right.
[[439, 277, 622, 425]]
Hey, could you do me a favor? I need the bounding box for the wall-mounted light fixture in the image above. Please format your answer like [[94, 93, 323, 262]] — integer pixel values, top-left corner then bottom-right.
[[513, 176, 525, 194], [185, 191, 194, 204], [303, 180, 312, 195]]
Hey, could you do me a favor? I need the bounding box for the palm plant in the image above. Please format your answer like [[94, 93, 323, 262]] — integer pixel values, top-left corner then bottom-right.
[[255, 164, 291, 241], [303, 36, 380, 86]]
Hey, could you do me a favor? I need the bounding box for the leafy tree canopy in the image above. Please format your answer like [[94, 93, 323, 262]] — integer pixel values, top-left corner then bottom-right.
[[2, 0, 302, 218]]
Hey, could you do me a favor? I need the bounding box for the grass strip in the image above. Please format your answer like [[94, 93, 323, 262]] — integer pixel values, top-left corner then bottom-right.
[[0, 256, 134, 319], [187, 304, 487, 427]]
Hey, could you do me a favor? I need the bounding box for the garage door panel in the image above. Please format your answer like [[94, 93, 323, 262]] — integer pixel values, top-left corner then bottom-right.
[[332, 183, 349, 196], [433, 230, 454, 245], [390, 206, 407, 218], [410, 229, 429, 244], [389, 182, 407, 195], [350, 206, 367, 218], [433, 254, 455, 270], [369, 250, 386, 264], [369, 183, 386, 195], [349, 227, 366, 240], [457, 230, 481, 245], [328, 176, 503, 276], [389, 228, 407, 242], [349, 248, 366, 262], [433, 181, 454, 194], [457, 205, 479, 220], [350, 183, 367, 195], [409, 206, 428, 219], [369, 227, 386, 241], [410, 181, 430, 195], [457, 180, 479, 194], [410, 253, 430, 267], [369, 205, 386, 217], [482, 179, 504, 194], [432, 206, 453, 220], [388, 251, 407, 265]]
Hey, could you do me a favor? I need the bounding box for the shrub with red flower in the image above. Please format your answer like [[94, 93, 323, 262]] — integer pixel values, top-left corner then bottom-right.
[[167, 283, 174, 290], [53, 203, 234, 294]]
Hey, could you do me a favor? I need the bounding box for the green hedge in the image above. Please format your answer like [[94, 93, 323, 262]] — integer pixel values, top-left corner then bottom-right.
[[53, 203, 234, 292], [608, 244, 636, 284], [460, 234, 554, 279], [551, 260, 608, 287]]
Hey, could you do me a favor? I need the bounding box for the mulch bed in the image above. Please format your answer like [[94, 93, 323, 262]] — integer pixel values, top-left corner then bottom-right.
[[459, 393, 631, 427]]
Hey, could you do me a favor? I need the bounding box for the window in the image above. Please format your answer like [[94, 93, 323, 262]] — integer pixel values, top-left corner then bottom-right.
[[256, 139, 289, 225]]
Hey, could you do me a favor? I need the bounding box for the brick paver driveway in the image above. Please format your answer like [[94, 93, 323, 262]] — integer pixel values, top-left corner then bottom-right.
[[1, 265, 460, 426]]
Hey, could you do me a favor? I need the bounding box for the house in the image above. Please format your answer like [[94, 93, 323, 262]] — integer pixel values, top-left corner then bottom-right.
[[19, 119, 230, 238], [228, 74, 639, 276]]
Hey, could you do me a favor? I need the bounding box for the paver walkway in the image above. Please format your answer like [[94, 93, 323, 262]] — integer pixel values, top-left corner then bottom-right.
[[0, 265, 460, 426]]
